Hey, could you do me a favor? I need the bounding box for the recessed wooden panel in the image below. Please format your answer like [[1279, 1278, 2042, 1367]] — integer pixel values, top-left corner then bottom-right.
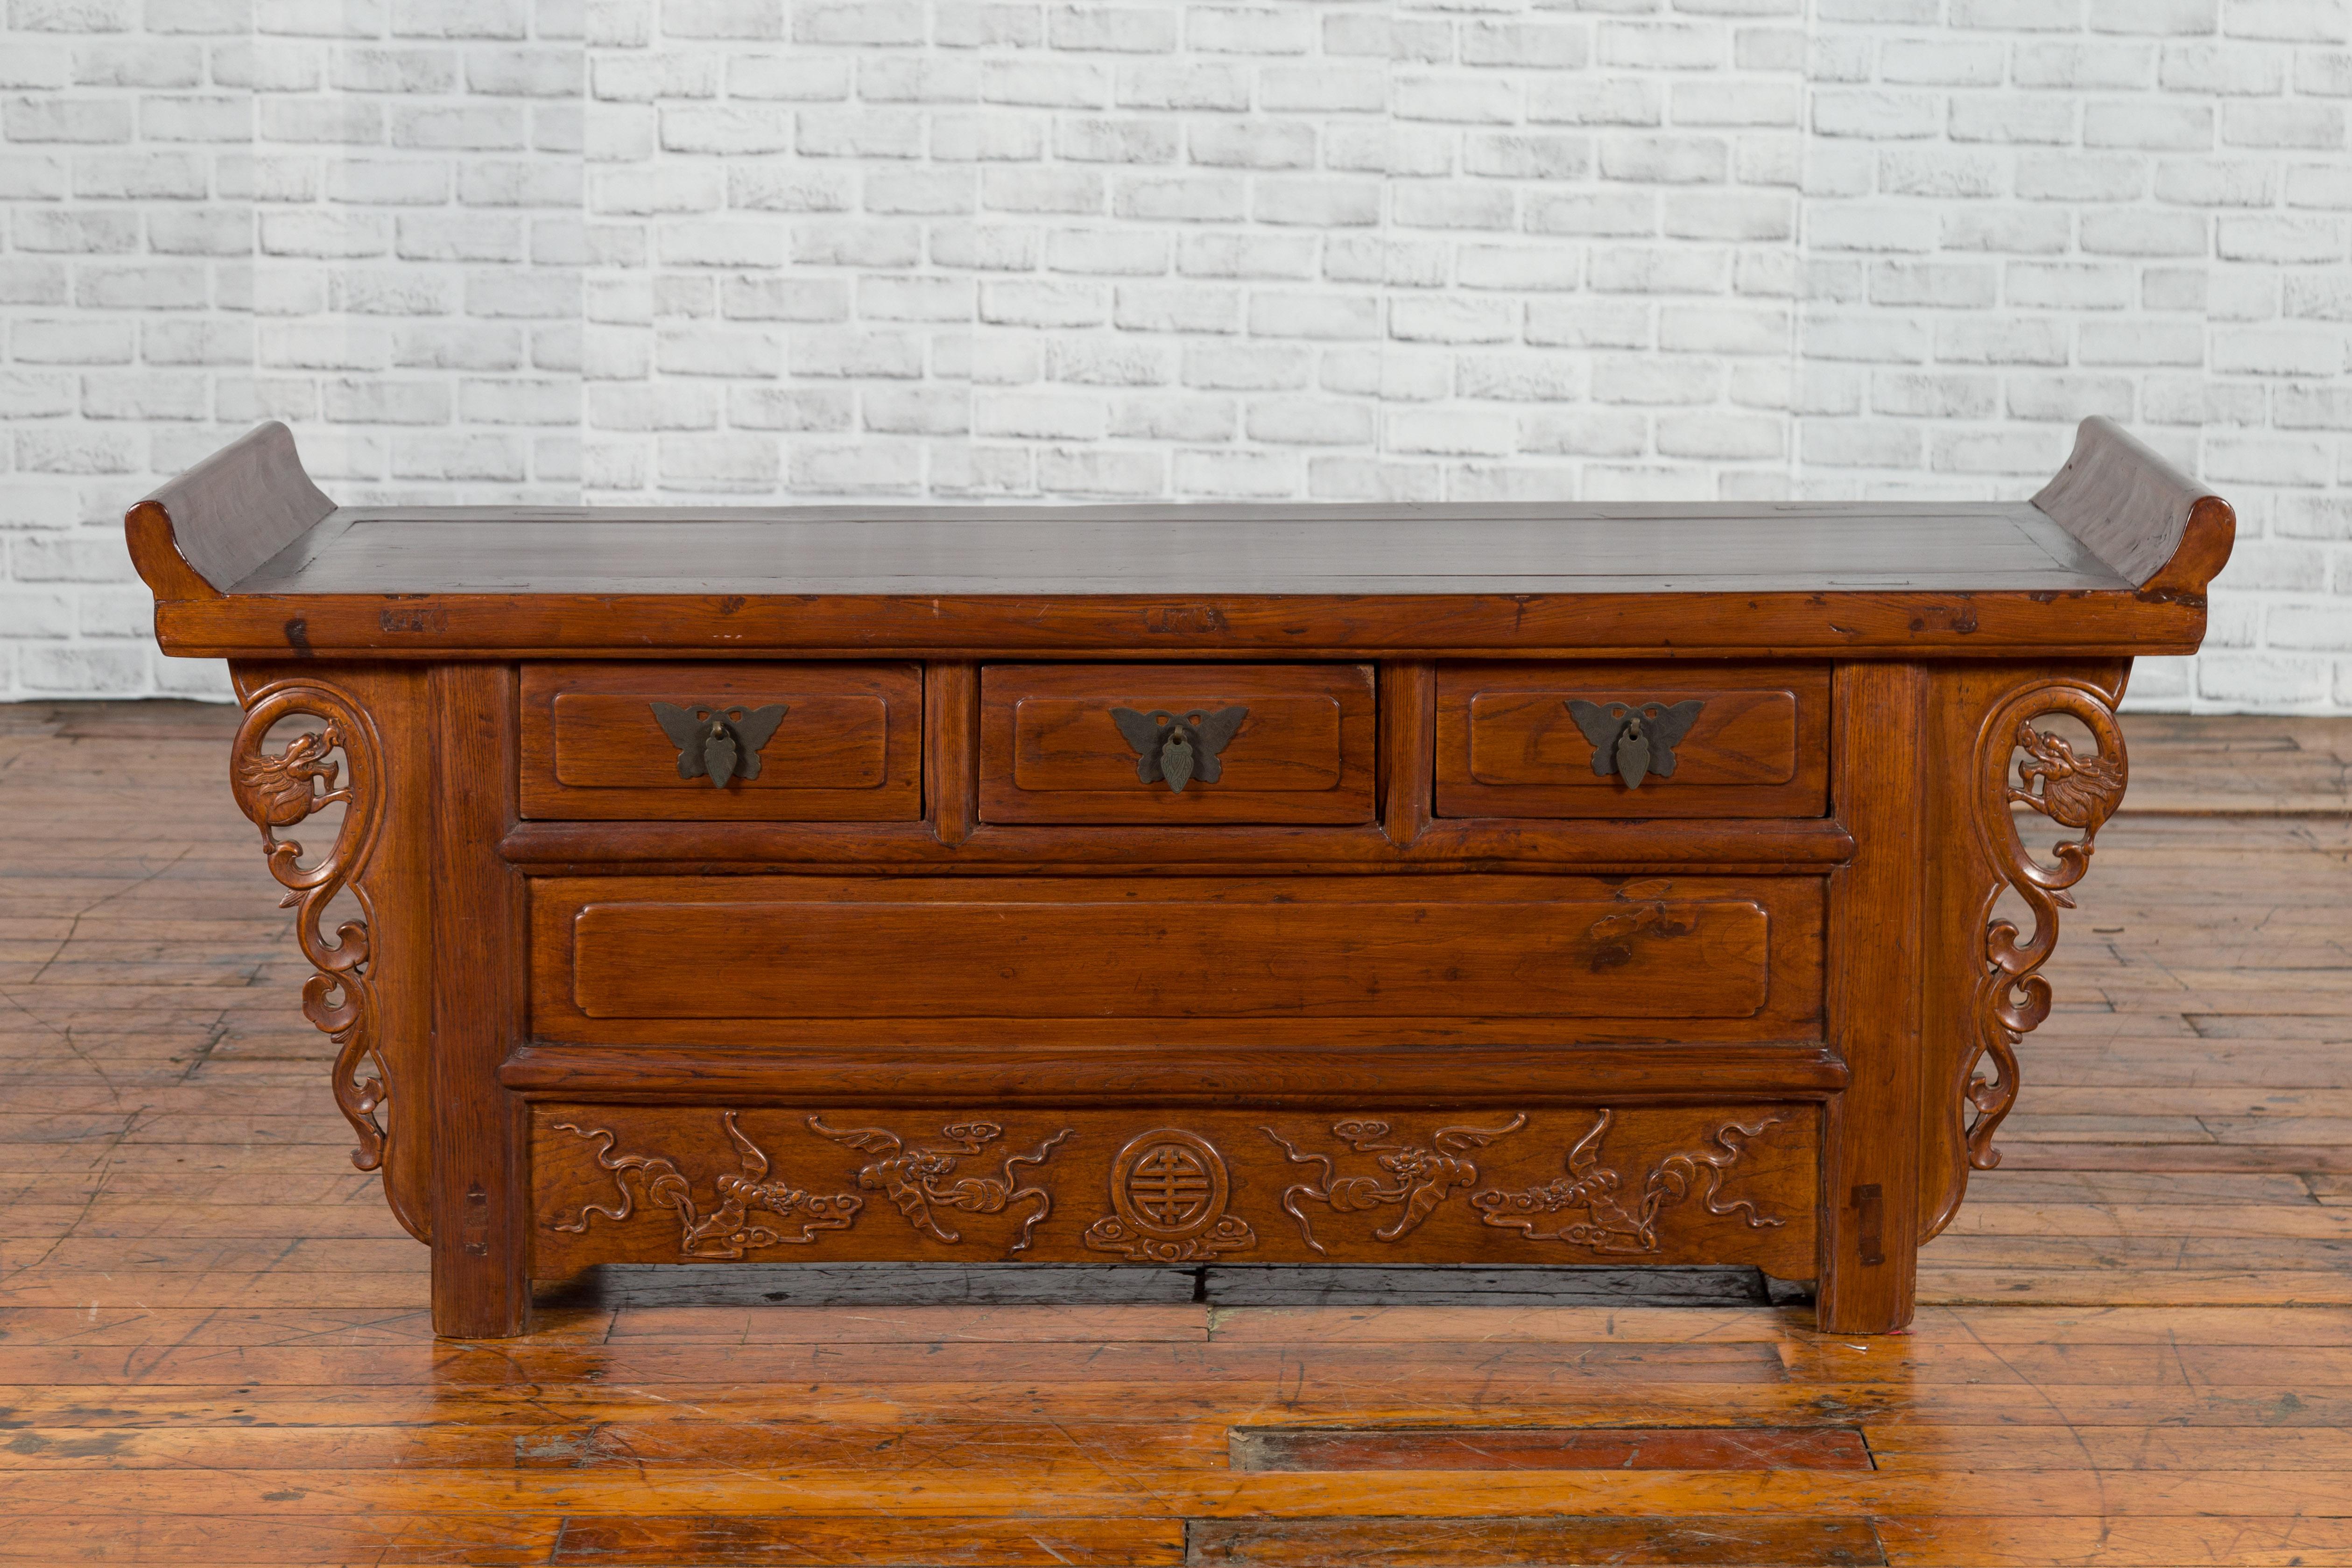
[[520, 661, 921, 821], [1437, 662, 1830, 819], [529, 1103, 1820, 1278], [1469, 689, 1797, 787], [551, 694, 888, 790], [1229, 1425, 1873, 1472], [980, 663, 1375, 824], [561, 877, 1775, 1021], [530, 873, 1827, 1050]]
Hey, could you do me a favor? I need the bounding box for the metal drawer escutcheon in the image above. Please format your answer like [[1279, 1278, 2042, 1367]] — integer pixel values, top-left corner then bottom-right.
[[651, 702, 789, 788], [1110, 705, 1248, 793], [1566, 699, 1705, 790]]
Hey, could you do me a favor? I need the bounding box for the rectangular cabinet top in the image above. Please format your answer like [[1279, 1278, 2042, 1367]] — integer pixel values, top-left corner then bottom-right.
[[251, 499, 2113, 597], [127, 418, 2232, 657]]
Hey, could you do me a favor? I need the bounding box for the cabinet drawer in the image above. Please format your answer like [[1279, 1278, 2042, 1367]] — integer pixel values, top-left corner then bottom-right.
[[520, 661, 922, 821], [1437, 663, 1829, 819], [980, 663, 1375, 825], [531, 873, 1825, 1050]]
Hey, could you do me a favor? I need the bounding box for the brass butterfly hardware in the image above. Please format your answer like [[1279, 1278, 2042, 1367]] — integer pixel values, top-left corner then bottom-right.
[[650, 701, 788, 788], [1109, 705, 1247, 793], [1565, 699, 1704, 790]]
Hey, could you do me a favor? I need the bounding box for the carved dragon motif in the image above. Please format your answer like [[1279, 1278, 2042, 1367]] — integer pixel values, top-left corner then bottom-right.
[[550, 1113, 863, 1258], [228, 682, 393, 1197], [1470, 1110, 1791, 1252], [1264, 1116, 1527, 1253], [234, 727, 352, 826], [807, 1116, 1073, 1253], [2011, 720, 2127, 831], [1952, 683, 2128, 1208]]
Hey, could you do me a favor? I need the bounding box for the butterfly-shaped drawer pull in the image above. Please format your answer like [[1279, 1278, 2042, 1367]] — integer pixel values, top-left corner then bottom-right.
[[650, 702, 789, 788], [1566, 699, 1704, 790], [1110, 705, 1247, 794]]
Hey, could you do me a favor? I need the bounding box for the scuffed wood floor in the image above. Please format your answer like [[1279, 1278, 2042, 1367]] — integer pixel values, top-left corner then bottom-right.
[[1, 702, 2347, 1567]]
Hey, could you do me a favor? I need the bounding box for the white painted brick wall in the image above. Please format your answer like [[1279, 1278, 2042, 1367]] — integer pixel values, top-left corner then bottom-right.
[[1797, 0, 2352, 709], [1, 0, 2345, 709]]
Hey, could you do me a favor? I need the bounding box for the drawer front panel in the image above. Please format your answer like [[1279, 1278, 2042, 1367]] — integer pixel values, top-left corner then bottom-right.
[[533, 874, 1825, 1046], [521, 661, 922, 821], [981, 663, 1375, 824], [530, 1102, 1819, 1278], [1437, 662, 1830, 819]]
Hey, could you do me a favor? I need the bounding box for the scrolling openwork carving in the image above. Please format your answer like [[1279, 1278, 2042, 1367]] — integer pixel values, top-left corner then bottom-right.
[[1960, 682, 2128, 1183], [229, 681, 390, 1177], [551, 1113, 863, 1258], [1469, 1109, 1791, 1253], [1265, 1116, 1526, 1253]]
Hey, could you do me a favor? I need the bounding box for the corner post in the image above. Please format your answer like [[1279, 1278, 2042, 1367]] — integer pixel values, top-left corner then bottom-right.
[[1818, 662, 1928, 1333], [430, 662, 531, 1337]]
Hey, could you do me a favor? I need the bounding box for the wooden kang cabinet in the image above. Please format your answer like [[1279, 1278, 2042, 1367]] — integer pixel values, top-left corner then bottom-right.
[[127, 417, 2234, 1338]]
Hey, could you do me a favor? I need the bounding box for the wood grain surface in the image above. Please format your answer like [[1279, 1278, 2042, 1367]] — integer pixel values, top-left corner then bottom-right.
[[493, 812, 1860, 873], [149, 585, 2220, 661], [524, 1104, 1820, 1277], [2030, 416, 2236, 596], [125, 421, 333, 598], [1818, 662, 1929, 1335], [495, 1040, 1853, 1106], [1437, 662, 1830, 819], [519, 661, 922, 822], [123, 418, 2234, 662], [3, 701, 2347, 1565], [1227, 1424, 1876, 1472], [558, 876, 1781, 1020], [979, 663, 1376, 825], [429, 664, 531, 1339], [528, 873, 1826, 1046], [230, 501, 2126, 597]]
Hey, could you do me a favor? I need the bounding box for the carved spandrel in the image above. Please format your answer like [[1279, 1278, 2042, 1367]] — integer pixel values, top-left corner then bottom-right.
[[1947, 682, 2128, 1223], [229, 680, 406, 1223], [1469, 1109, 1793, 1254]]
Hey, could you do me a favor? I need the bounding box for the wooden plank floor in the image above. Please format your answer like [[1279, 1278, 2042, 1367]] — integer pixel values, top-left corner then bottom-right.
[[1, 701, 2347, 1567]]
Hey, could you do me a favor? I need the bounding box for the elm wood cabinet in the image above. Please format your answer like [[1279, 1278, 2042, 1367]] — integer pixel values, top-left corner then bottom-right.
[[128, 416, 2234, 1338]]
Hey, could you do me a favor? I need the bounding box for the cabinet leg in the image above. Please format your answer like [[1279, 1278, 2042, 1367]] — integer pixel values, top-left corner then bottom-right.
[[429, 664, 531, 1339], [1817, 663, 1926, 1335], [431, 1170, 530, 1338], [1817, 1099, 1919, 1334]]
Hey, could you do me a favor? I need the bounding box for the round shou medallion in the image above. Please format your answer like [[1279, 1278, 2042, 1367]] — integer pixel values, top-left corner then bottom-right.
[[1111, 1130, 1226, 1238], [1083, 1127, 1256, 1261]]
